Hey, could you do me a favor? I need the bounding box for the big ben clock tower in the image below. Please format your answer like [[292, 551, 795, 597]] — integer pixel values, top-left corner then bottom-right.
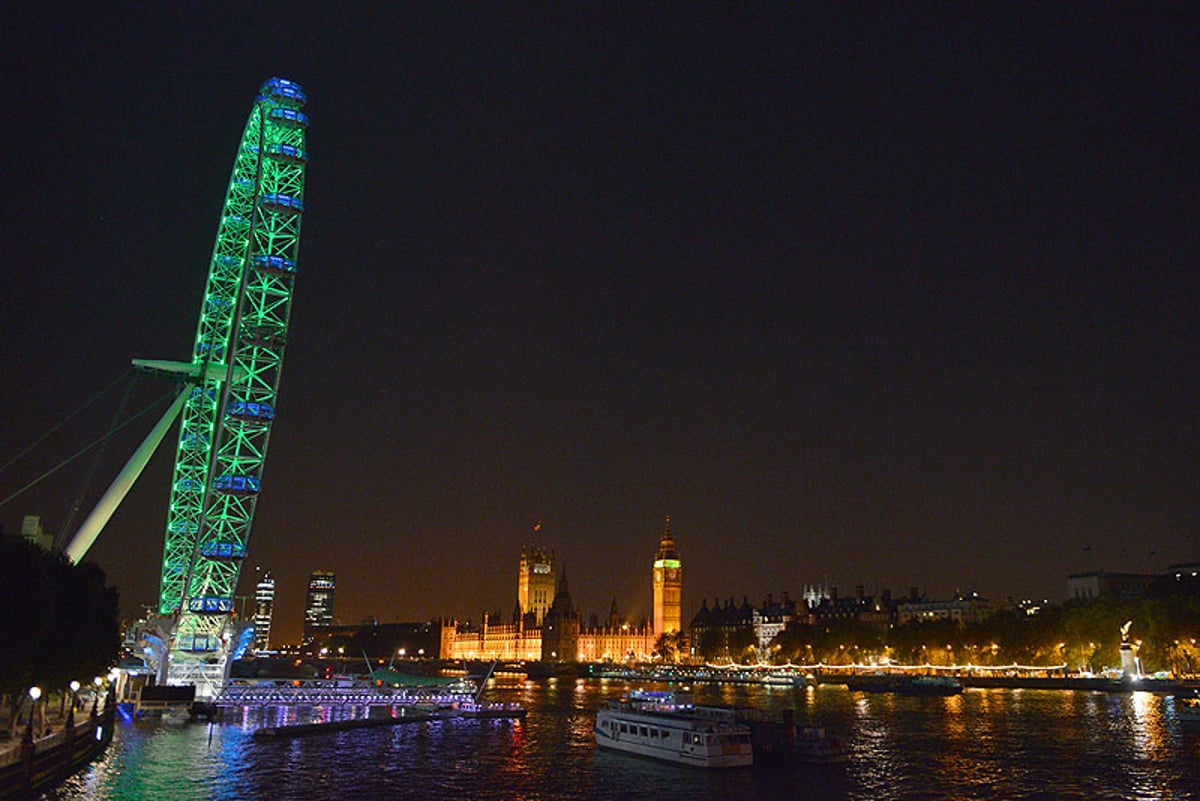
[[652, 516, 682, 635]]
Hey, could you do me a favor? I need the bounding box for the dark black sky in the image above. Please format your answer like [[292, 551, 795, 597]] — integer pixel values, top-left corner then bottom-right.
[[2, 5, 1196, 643]]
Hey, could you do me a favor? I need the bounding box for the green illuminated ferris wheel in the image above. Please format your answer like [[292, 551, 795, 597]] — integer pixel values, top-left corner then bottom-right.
[[62, 78, 309, 693], [159, 78, 308, 662]]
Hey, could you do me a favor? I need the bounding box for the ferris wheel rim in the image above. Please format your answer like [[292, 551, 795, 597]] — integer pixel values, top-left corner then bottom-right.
[[157, 78, 309, 660]]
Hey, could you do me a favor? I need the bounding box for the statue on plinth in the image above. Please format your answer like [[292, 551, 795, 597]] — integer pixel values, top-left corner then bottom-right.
[[1119, 620, 1139, 678]]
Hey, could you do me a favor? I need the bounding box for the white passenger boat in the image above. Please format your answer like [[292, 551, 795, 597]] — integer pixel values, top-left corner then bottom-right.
[[594, 690, 754, 768]]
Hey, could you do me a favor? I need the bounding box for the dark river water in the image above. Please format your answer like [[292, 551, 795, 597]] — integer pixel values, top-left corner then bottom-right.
[[46, 679, 1200, 800]]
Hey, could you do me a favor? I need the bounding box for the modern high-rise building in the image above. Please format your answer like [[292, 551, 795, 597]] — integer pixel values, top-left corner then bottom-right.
[[652, 516, 682, 635], [253, 570, 276, 651], [518, 544, 556, 626], [303, 570, 336, 646]]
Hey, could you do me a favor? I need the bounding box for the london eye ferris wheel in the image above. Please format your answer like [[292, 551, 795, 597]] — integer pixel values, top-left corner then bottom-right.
[[63, 77, 310, 693]]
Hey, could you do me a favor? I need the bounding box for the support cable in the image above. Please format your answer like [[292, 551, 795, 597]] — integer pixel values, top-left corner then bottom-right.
[[57, 373, 141, 549], [0, 368, 135, 476], [0, 388, 176, 513]]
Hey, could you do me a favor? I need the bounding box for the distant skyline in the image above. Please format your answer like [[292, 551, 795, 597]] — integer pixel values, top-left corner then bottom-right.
[[2, 7, 1196, 645]]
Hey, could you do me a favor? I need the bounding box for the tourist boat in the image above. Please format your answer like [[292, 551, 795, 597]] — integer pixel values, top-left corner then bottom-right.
[[795, 725, 848, 764], [594, 690, 754, 768]]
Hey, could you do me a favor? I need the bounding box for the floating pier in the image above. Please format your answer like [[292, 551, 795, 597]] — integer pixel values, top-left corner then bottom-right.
[[214, 677, 525, 738]]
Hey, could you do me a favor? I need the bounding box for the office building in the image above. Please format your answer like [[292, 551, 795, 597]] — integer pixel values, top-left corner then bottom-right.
[[303, 570, 336, 646], [253, 570, 276, 651]]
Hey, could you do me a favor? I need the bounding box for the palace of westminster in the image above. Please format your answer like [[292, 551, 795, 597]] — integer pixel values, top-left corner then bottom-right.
[[439, 517, 683, 662]]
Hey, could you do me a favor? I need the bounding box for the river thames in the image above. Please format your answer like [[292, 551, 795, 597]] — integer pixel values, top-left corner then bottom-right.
[[46, 679, 1200, 800]]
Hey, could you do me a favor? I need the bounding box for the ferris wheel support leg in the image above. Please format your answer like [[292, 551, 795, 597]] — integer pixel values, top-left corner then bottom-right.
[[64, 390, 189, 563]]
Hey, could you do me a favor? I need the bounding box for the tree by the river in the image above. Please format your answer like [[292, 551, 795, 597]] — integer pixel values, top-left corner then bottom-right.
[[1, 536, 120, 734]]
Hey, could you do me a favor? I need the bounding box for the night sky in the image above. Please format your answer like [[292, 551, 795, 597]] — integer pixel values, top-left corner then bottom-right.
[[2, 6, 1196, 644]]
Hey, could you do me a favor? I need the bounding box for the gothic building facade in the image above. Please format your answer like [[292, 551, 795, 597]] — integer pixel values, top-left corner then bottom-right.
[[441, 520, 681, 663]]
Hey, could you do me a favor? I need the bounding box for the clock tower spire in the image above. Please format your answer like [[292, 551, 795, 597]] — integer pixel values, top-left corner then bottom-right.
[[652, 516, 682, 635]]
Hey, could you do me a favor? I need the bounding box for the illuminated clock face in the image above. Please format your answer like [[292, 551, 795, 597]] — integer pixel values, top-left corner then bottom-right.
[[666, 569, 679, 581]]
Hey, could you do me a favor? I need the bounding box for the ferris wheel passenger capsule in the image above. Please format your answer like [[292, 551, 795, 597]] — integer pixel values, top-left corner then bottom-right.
[[261, 193, 304, 215], [213, 474, 262, 496], [251, 254, 297, 276], [260, 78, 306, 107], [269, 107, 309, 129], [199, 542, 248, 560], [227, 401, 276, 422]]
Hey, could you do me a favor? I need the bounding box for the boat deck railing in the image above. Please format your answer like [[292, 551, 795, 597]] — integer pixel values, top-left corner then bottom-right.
[[213, 679, 474, 709]]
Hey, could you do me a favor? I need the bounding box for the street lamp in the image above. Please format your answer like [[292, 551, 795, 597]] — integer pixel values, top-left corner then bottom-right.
[[92, 676, 103, 718], [67, 681, 81, 728], [24, 686, 42, 744], [106, 669, 120, 711]]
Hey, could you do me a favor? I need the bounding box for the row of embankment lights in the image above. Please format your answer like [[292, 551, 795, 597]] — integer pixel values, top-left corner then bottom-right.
[[22, 668, 120, 744]]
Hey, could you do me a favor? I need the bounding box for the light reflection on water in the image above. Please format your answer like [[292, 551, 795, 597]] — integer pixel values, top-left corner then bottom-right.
[[45, 682, 1200, 800]]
